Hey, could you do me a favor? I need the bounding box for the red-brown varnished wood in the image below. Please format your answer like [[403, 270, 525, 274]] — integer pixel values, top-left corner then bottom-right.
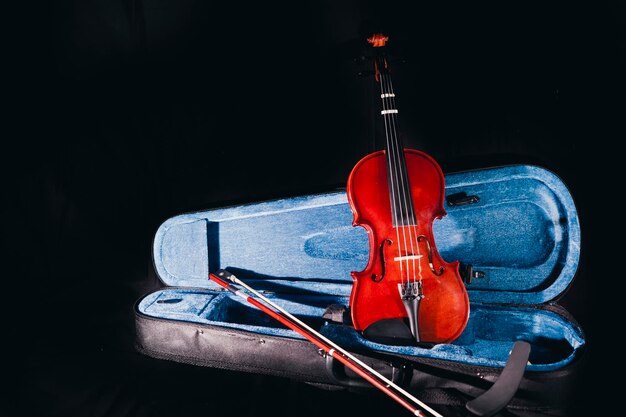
[[347, 149, 469, 343]]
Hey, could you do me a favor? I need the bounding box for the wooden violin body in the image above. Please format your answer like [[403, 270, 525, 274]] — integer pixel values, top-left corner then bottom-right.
[[347, 149, 469, 343], [346, 33, 468, 344]]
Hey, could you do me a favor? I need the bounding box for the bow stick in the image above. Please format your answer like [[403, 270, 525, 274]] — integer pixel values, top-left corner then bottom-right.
[[208, 269, 443, 417]]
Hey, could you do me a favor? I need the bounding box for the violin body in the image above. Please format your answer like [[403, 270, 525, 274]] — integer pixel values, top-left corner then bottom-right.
[[347, 149, 469, 343]]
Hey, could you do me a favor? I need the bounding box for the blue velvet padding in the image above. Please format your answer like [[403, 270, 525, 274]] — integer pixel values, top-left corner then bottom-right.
[[152, 165, 580, 305], [137, 288, 584, 371], [144, 164, 583, 370], [138, 289, 336, 339]]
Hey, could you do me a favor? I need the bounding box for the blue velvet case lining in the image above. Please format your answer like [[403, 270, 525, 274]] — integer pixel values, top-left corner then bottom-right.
[[139, 165, 583, 371], [137, 287, 583, 371]]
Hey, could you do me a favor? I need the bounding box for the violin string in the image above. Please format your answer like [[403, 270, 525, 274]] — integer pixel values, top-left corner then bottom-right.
[[386, 74, 423, 285], [383, 72, 412, 287], [380, 73, 404, 283], [379, 71, 406, 287], [382, 72, 419, 286]]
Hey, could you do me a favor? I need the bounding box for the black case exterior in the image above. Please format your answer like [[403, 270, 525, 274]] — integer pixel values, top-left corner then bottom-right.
[[135, 310, 332, 383], [134, 302, 583, 416]]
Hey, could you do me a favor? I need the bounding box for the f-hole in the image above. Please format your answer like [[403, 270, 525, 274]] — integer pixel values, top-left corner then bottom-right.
[[371, 239, 393, 282], [416, 235, 444, 276]]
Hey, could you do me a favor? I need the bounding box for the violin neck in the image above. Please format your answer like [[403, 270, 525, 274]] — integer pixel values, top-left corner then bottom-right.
[[377, 69, 417, 227]]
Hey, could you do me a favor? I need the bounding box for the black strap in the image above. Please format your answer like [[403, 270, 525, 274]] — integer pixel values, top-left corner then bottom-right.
[[324, 353, 409, 389], [466, 341, 531, 417]]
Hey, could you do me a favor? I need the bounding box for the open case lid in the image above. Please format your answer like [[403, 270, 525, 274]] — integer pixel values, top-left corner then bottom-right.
[[152, 165, 580, 306]]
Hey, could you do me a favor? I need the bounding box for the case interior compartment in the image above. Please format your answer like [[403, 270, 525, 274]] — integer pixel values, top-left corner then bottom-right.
[[140, 165, 583, 371], [138, 287, 584, 371]]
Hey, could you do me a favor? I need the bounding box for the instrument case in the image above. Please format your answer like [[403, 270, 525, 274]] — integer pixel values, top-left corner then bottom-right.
[[134, 164, 584, 416]]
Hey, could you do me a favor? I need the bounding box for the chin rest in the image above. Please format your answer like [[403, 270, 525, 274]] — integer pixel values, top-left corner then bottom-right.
[[362, 318, 434, 348]]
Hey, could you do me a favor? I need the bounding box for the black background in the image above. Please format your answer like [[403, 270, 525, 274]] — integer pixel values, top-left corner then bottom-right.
[[5, 1, 623, 416]]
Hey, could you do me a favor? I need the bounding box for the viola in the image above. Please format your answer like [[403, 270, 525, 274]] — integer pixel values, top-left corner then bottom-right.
[[347, 34, 469, 344]]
